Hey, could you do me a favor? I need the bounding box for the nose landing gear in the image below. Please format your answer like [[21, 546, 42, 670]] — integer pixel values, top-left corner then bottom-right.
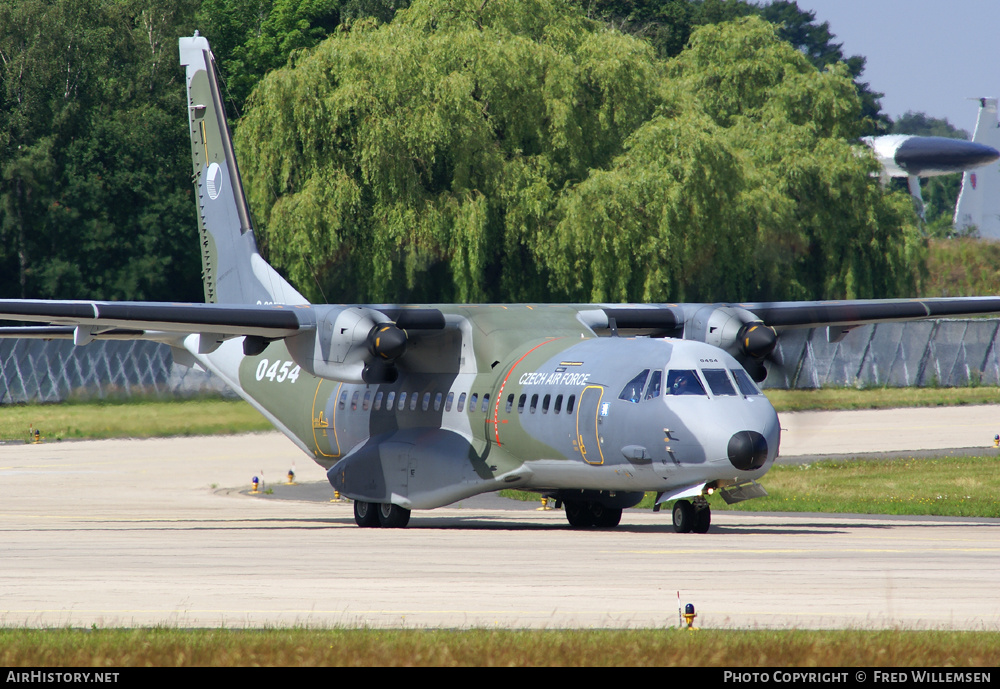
[[671, 497, 711, 533]]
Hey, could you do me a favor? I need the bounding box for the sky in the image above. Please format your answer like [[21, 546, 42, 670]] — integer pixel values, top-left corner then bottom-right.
[[792, 0, 1000, 135]]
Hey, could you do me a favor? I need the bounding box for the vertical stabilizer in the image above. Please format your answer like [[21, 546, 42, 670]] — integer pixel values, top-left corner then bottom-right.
[[955, 98, 1000, 239], [179, 34, 308, 305]]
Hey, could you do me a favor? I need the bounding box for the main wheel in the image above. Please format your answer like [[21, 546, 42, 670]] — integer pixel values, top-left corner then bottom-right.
[[672, 499, 694, 533], [354, 500, 380, 528], [564, 500, 594, 527], [589, 503, 623, 528], [377, 502, 411, 528], [692, 505, 711, 533]]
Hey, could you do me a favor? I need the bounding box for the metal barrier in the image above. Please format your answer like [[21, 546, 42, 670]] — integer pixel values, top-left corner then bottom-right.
[[0, 339, 231, 403], [764, 319, 1000, 389], [3, 318, 1000, 402]]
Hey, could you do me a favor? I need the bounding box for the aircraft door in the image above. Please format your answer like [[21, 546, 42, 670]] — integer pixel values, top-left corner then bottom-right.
[[575, 385, 606, 465], [311, 380, 342, 458]]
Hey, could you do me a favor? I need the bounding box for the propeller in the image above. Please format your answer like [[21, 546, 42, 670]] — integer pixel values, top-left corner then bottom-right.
[[363, 323, 407, 384], [735, 321, 778, 382]]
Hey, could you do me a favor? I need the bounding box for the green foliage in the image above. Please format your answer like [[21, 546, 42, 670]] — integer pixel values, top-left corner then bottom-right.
[[924, 238, 1000, 297], [239, 2, 923, 304], [574, 0, 889, 135], [0, 0, 203, 301]]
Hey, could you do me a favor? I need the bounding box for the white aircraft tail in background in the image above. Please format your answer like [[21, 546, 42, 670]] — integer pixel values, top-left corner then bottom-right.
[[954, 98, 1000, 239]]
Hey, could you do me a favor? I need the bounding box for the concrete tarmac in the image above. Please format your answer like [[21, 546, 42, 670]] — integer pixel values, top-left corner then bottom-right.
[[2, 407, 999, 630]]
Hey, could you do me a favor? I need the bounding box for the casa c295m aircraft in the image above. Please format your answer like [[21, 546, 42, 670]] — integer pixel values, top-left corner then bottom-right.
[[4, 34, 1000, 532]]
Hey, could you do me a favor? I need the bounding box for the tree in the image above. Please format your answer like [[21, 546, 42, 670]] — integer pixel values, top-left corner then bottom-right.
[[0, 0, 203, 301], [196, 0, 412, 117], [238, 1, 923, 304]]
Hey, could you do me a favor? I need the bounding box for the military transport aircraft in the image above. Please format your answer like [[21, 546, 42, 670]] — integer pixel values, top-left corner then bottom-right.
[[3, 34, 1000, 532]]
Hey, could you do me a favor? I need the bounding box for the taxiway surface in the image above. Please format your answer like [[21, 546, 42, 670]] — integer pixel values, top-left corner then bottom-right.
[[2, 406, 999, 630]]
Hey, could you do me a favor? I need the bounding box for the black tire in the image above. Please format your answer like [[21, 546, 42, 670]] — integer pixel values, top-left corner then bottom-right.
[[589, 503, 622, 528], [692, 505, 711, 533], [377, 502, 411, 528], [564, 500, 594, 527], [672, 500, 694, 533], [354, 500, 380, 528]]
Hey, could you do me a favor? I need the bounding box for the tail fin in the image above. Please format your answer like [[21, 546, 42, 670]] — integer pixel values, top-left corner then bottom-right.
[[955, 98, 1000, 239], [179, 34, 308, 306]]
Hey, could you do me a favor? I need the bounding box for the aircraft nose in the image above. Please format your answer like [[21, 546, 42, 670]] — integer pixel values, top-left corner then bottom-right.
[[727, 430, 768, 471]]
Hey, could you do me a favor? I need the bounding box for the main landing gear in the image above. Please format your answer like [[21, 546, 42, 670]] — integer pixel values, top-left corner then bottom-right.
[[671, 498, 710, 533], [563, 499, 623, 528], [354, 500, 411, 528]]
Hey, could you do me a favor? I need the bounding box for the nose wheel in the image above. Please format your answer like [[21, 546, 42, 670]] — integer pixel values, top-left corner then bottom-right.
[[672, 499, 711, 533]]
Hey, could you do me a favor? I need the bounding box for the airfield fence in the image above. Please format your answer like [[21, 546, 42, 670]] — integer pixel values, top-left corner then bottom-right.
[[0, 339, 231, 404], [2, 318, 1000, 403]]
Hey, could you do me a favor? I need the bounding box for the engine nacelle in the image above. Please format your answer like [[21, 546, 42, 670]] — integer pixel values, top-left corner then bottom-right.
[[285, 305, 393, 384], [685, 305, 776, 381]]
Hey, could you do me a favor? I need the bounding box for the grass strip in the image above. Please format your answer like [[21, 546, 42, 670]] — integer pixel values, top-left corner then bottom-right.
[[764, 386, 1000, 412], [1, 628, 998, 666], [502, 455, 1000, 518], [0, 396, 272, 442]]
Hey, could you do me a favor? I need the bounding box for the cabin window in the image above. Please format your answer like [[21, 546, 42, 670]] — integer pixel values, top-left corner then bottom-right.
[[666, 370, 706, 396], [434, 392, 443, 411], [410, 392, 419, 411], [339, 390, 348, 410], [421, 392, 431, 411], [351, 391, 360, 410], [457, 393, 467, 412], [530, 394, 538, 413], [469, 393, 478, 412], [644, 370, 662, 400], [619, 369, 650, 403], [446, 392, 454, 411], [554, 394, 563, 413], [518, 394, 527, 413], [731, 369, 762, 396], [398, 392, 407, 410], [542, 394, 551, 413], [386, 391, 396, 410], [506, 394, 514, 413], [481, 393, 490, 413], [374, 391, 384, 410], [702, 369, 737, 396], [566, 395, 576, 413], [362, 391, 372, 411]]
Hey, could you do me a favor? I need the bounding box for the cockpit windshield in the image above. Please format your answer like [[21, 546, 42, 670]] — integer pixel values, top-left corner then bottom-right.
[[666, 369, 706, 396], [702, 368, 737, 396], [731, 368, 762, 396], [618, 369, 650, 403]]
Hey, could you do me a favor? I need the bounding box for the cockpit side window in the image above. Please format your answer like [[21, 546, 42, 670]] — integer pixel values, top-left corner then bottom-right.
[[666, 370, 706, 396], [618, 369, 650, 403], [702, 369, 737, 396], [731, 368, 762, 396], [644, 370, 662, 400]]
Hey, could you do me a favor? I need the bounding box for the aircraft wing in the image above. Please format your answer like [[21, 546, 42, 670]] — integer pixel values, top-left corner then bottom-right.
[[0, 300, 311, 343], [740, 297, 1000, 329]]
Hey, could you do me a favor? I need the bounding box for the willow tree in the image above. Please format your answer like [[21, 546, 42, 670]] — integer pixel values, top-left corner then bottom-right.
[[665, 17, 924, 300], [237, 0, 672, 302], [237, 1, 923, 304]]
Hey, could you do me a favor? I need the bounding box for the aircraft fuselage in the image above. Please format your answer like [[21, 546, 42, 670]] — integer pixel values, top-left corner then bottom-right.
[[208, 306, 780, 512]]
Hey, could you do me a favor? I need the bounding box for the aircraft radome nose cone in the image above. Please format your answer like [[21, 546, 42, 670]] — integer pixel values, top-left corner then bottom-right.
[[895, 136, 1000, 175], [727, 431, 768, 471]]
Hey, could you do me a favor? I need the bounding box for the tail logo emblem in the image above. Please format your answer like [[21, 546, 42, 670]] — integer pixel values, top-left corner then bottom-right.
[[206, 162, 222, 200]]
